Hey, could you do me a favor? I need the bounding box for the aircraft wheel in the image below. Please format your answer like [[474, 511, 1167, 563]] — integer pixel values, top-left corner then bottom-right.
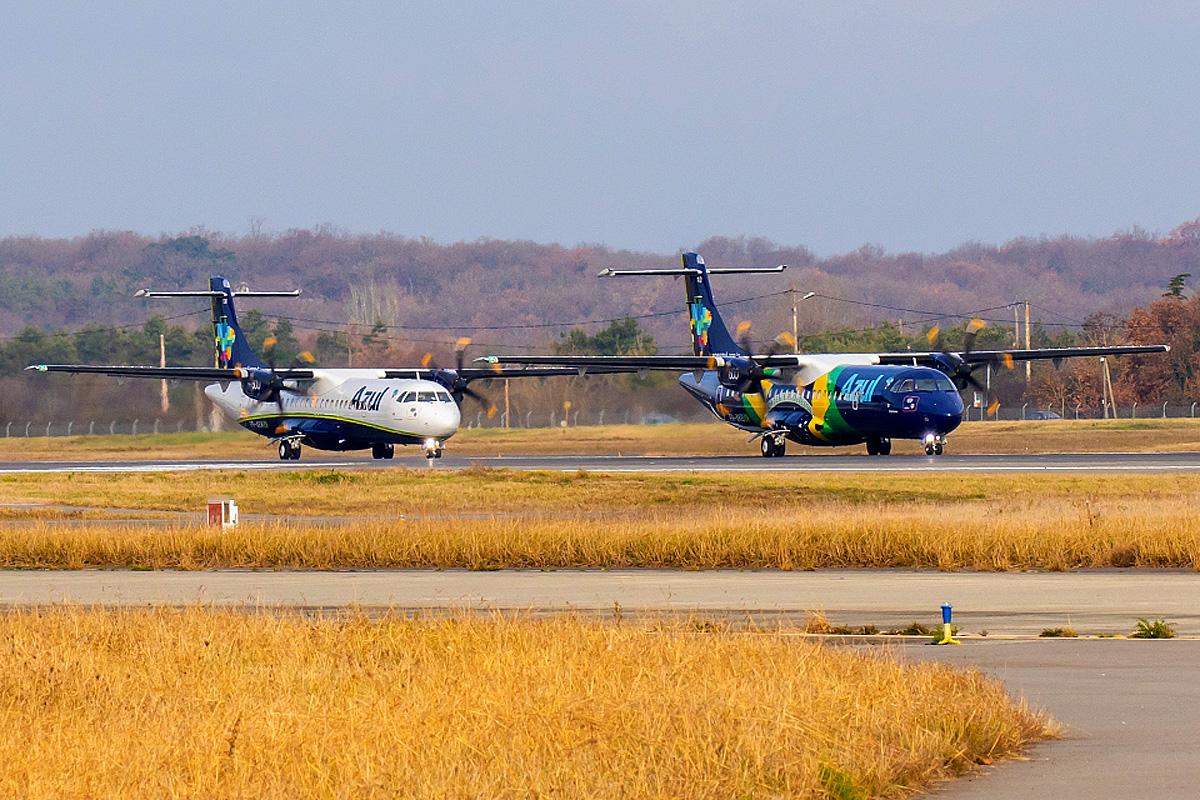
[[773, 438, 785, 457], [760, 437, 775, 458], [934, 440, 944, 456], [866, 439, 879, 456], [279, 441, 290, 460], [383, 443, 394, 459], [371, 443, 387, 459], [433, 448, 442, 459], [878, 438, 891, 456], [290, 442, 301, 460], [924, 442, 936, 456]]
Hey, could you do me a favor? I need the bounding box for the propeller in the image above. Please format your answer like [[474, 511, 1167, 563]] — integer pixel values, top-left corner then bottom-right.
[[929, 319, 1002, 415], [255, 335, 316, 432], [428, 338, 497, 418]]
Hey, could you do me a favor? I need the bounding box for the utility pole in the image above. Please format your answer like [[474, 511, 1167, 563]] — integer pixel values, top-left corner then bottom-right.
[[504, 380, 510, 429], [791, 287, 798, 348], [159, 333, 169, 414], [1024, 300, 1032, 383]]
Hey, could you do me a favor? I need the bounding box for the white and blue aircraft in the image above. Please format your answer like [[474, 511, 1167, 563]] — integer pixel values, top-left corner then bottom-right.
[[28, 277, 605, 460]]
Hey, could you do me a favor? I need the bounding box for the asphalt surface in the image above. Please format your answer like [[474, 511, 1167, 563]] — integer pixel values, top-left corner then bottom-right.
[[912, 640, 1200, 799], [2, 568, 1197, 635], [4, 450, 1200, 473]]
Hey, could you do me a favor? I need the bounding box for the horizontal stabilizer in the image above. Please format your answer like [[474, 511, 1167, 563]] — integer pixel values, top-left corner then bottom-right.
[[598, 265, 786, 277]]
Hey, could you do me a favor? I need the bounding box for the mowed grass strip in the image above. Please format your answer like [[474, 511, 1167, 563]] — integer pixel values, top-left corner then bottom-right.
[[0, 608, 1053, 799], [3, 418, 1200, 461], [1, 471, 1199, 569]]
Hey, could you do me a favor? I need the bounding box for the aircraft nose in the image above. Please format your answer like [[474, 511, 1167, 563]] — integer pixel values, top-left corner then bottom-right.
[[918, 393, 963, 432], [432, 403, 461, 436]]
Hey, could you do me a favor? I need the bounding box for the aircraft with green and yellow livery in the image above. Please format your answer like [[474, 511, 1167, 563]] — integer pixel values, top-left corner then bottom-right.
[[481, 253, 1169, 457]]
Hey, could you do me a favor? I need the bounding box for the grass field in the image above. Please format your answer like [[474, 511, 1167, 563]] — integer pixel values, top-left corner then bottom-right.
[[2, 470, 1199, 570], [2, 417, 1200, 460], [0, 608, 1053, 799]]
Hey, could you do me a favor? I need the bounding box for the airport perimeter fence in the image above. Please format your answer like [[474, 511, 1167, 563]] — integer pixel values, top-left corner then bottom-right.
[[0, 410, 701, 438], [6, 404, 1200, 438]]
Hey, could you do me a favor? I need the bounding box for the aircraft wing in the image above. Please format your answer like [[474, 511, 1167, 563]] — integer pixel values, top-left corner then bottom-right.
[[875, 344, 1170, 367], [26, 364, 316, 381], [479, 344, 1170, 372], [382, 365, 643, 381]]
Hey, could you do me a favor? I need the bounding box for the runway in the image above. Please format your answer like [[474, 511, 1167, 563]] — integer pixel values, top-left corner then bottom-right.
[[3, 450, 1200, 473]]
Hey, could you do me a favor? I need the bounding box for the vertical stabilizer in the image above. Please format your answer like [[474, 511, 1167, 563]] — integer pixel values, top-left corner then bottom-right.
[[209, 277, 266, 369], [682, 253, 745, 356]]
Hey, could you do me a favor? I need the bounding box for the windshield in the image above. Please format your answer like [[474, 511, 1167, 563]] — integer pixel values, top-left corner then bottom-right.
[[895, 376, 956, 393]]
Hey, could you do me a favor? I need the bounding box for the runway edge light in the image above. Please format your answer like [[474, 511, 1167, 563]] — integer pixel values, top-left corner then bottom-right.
[[936, 603, 961, 645]]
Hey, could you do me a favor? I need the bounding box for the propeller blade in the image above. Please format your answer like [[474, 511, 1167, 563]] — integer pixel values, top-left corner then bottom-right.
[[455, 337, 472, 371], [736, 321, 753, 355], [421, 352, 433, 368], [963, 318, 986, 355], [768, 331, 797, 355], [926, 325, 940, 349], [460, 385, 498, 418]]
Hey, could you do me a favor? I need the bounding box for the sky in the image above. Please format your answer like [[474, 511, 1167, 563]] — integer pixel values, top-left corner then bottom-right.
[[1, 2, 1197, 256]]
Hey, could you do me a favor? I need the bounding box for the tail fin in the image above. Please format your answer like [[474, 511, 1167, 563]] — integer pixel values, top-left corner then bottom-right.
[[208, 277, 266, 369], [681, 253, 744, 356]]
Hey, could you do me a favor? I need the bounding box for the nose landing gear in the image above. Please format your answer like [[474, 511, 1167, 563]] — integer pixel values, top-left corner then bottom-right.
[[922, 433, 945, 456], [422, 438, 444, 460]]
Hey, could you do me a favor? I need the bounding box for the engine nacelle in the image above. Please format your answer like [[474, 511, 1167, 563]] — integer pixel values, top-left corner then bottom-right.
[[718, 357, 768, 394], [239, 368, 282, 401]]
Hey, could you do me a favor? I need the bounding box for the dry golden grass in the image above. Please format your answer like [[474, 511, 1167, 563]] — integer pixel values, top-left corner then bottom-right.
[[2, 493, 1199, 571], [3, 417, 1200, 460], [1, 471, 1199, 569], [0, 608, 1052, 799]]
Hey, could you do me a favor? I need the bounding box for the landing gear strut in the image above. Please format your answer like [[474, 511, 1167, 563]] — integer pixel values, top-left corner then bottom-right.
[[371, 443, 395, 460], [760, 435, 786, 458], [278, 439, 301, 460]]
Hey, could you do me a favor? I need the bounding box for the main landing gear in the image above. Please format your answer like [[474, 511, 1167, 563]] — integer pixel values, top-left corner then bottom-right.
[[922, 433, 945, 456], [865, 437, 892, 456], [371, 443, 395, 460], [278, 439, 301, 460], [760, 435, 786, 458]]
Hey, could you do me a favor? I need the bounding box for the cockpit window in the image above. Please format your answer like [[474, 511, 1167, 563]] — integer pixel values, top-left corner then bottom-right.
[[399, 392, 415, 403], [896, 376, 956, 393], [417, 391, 437, 402], [436, 392, 452, 403]]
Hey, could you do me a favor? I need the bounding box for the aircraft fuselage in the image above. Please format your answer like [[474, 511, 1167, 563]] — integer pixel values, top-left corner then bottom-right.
[[205, 372, 460, 452], [680, 364, 963, 446]]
